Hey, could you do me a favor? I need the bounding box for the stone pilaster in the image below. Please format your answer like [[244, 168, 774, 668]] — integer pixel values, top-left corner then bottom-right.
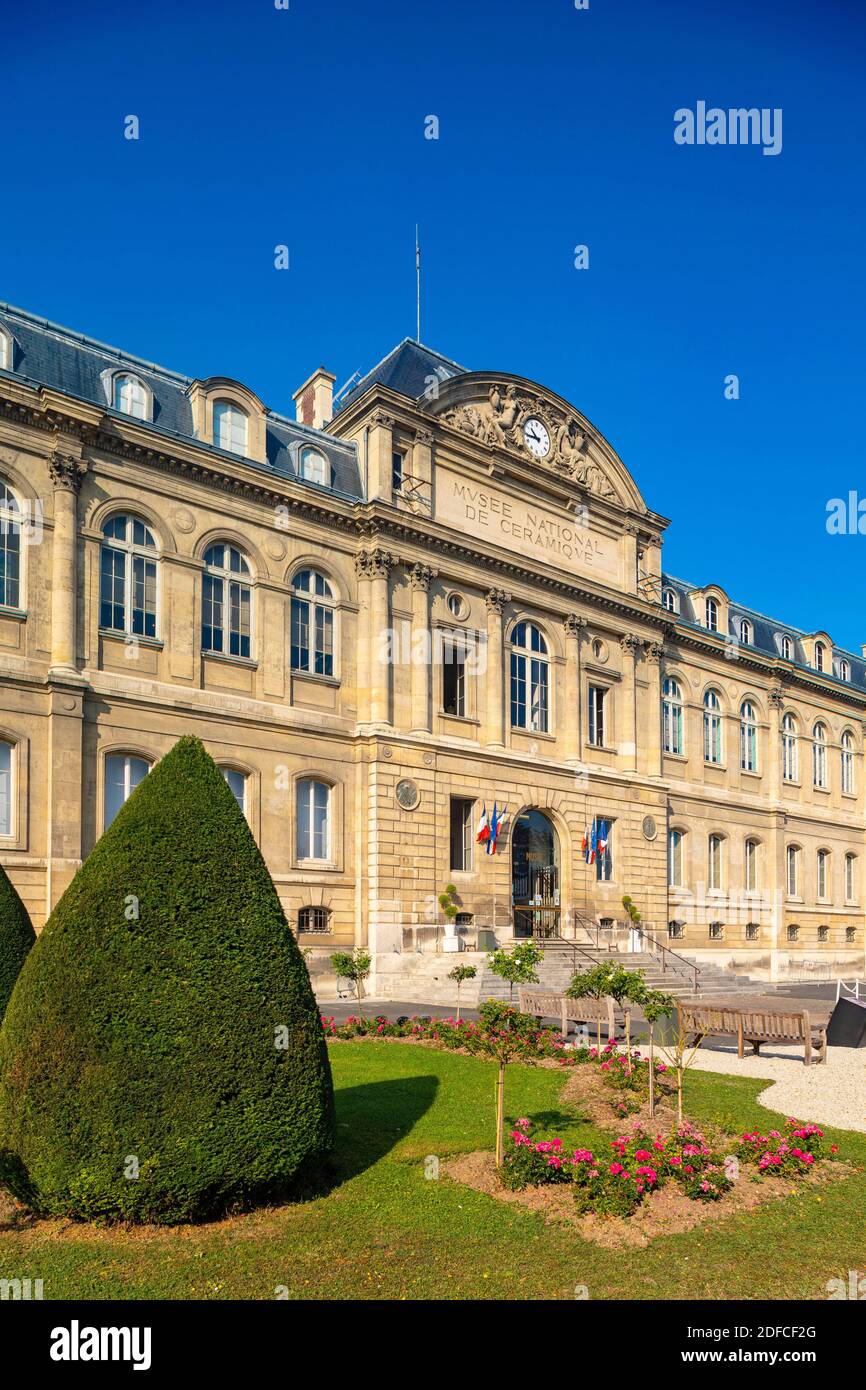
[[408, 562, 435, 733], [483, 588, 510, 748], [361, 548, 396, 726], [48, 447, 87, 679], [619, 633, 640, 772], [645, 640, 664, 776], [367, 411, 396, 502], [562, 613, 587, 764]]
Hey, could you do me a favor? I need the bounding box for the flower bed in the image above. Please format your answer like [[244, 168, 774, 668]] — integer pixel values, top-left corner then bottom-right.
[[499, 1114, 838, 1218], [320, 1009, 569, 1061]]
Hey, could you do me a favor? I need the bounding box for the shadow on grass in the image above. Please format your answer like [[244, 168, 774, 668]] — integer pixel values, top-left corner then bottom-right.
[[296, 1073, 440, 1200]]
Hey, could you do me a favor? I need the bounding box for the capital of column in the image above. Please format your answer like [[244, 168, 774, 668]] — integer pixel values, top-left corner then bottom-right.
[[414, 428, 434, 448], [49, 451, 87, 493], [645, 640, 665, 664], [619, 632, 641, 656], [408, 561, 436, 592], [355, 548, 397, 580], [768, 686, 785, 710], [563, 613, 588, 640], [370, 410, 395, 430], [485, 588, 511, 616]]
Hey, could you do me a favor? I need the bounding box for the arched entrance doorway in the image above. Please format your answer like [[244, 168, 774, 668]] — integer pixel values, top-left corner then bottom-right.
[[511, 808, 560, 938]]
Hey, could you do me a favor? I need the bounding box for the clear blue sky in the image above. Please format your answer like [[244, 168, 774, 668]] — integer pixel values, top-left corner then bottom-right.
[[2, 0, 864, 648]]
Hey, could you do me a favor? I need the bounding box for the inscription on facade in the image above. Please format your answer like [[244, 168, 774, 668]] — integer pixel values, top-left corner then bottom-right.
[[436, 470, 616, 581]]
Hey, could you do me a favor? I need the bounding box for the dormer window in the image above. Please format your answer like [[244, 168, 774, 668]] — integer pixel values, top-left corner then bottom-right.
[[780, 634, 792, 660], [113, 372, 150, 419], [0, 327, 12, 371], [837, 658, 850, 682], [662, 588, 678, 613], [299, 447, 330, 487], [814, 641, 826, 672], [738, 618, 752, 645], [705, 598, 719, 632], [213, 400, 248, 456]]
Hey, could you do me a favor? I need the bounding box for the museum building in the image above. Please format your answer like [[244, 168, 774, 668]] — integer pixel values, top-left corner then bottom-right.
[[0, 299, 862, 988]]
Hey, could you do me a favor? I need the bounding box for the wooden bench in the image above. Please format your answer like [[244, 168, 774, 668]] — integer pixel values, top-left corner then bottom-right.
[[519, 988, 619, 1041], [678, 1002, 827, 1066]]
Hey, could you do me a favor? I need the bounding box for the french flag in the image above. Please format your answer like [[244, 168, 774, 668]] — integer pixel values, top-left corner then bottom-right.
[[476, 805, 490, 845]]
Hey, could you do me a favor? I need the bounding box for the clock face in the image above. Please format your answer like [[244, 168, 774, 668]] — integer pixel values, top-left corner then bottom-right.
[[523, 417, 550, 458]]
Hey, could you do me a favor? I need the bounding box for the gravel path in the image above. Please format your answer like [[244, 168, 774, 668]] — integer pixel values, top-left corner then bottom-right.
[[684, 1043, 866, 1133]]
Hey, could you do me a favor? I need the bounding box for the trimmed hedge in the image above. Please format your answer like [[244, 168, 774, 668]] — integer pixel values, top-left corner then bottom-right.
[[0, 863, 35, 1023], [0, 736, 334, 1223]]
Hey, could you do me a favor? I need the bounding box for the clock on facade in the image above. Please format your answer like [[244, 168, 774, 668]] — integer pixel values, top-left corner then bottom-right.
[[522, 417, 550, 458], [395, 778, 421, 811]]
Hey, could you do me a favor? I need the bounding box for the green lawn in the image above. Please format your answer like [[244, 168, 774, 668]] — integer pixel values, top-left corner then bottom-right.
[[1, 1042, 863, 1300]]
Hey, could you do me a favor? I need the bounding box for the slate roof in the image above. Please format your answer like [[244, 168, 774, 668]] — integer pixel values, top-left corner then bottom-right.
[[662, 573, 866, 692], [0, 301, 363, 500], [334, 337, 466, 412]]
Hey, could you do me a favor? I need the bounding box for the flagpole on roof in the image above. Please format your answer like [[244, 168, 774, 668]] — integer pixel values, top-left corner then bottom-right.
[[415, 225, 421, 342]]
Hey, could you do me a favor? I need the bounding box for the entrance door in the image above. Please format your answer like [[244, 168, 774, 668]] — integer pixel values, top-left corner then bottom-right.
[[511, 809, 560, 939]]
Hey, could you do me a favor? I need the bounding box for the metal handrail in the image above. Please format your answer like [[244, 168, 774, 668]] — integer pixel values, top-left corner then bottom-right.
[[560, 911, 701, 993]]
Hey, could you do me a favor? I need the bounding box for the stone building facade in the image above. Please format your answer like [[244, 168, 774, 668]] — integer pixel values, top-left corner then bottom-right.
[[0, 301, 862, 987]]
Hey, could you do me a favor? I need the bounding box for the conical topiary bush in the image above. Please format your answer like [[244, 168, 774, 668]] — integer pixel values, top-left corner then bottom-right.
[[0, 863, 35, 1023], [0, 736, 334, 1223]]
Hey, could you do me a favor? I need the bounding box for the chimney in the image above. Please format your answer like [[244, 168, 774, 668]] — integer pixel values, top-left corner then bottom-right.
[[292, 368, 336, 431]]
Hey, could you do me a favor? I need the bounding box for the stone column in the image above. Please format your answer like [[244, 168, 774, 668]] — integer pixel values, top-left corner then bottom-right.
[[367, 411, 396, 502], [767, 688, 785, 981], [562, 614, 587, 764], [48, 448, 87, 678], [408, 562, 435, 733], [483, 588, 510, 748], [619, 634, 640, 772], [366, 548, 396, 726], [645, 640, 664, 776], [767, 686, 784, 802]]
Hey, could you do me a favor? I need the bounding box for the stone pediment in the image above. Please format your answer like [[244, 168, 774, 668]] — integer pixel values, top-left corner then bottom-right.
[[422, 372, 646, 513]]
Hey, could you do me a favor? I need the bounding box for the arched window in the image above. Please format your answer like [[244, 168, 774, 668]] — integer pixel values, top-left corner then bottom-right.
[[202, 543, 251, 658], [667, 829, 684, 887], [0, 740, 14, 837], [221, 767, 248, 815], [780, 635, 792, 660], [703, 689, 722, 764], [100, 515, 158, 637], [708, 833, 723, 891], [662, 678, 684, 755], [841, 730, 855, 795], [104, 752, 150, 828], [837, 658, 850, 682], [812, 722, 828, 789], [510, 621, 549, 733], [814, 641, 825, 672], [845, 853, 856, 902], [0, 480, 22, 611], [0, 328, 12, 371], [817, 848, 830, 901], [745, 837, 759, 893], [662, 588, 678, 614], [113, 374, 149, 421], [213, 400, 248, 455], [738, 618, 752, 645], [291, 569, 335, 676], [705, 597, 719, 632], [786, 923, 799, 943], [299, 447, 330, 487], [296, 778, 331, 862], [781, 713, 798, 782], [786, 844, 800, 897], [739, 700, 757, 772]]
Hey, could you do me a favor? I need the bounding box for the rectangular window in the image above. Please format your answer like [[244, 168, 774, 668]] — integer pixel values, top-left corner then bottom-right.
[[449, 797, 474, 872], [817, 850, 829, 900], [595, 819, 612, 881], [708, 835, 722, 891], [442, 638, 466, 717], [131, 555, 157, 638], [709, 921, 724, 940], [745, 839, 758, 893], [104, 753, 149, 829], [100, 547, 126, 632], [668, 830, 682, 887], [392, 450, 405, 492], [787, 847, 798, 897], [228, 581, 251, 658], [588, 685, 606, 747], [846, 855, 856, 902], [291, 598, 333, 676], [0, 517, 21, 609]]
